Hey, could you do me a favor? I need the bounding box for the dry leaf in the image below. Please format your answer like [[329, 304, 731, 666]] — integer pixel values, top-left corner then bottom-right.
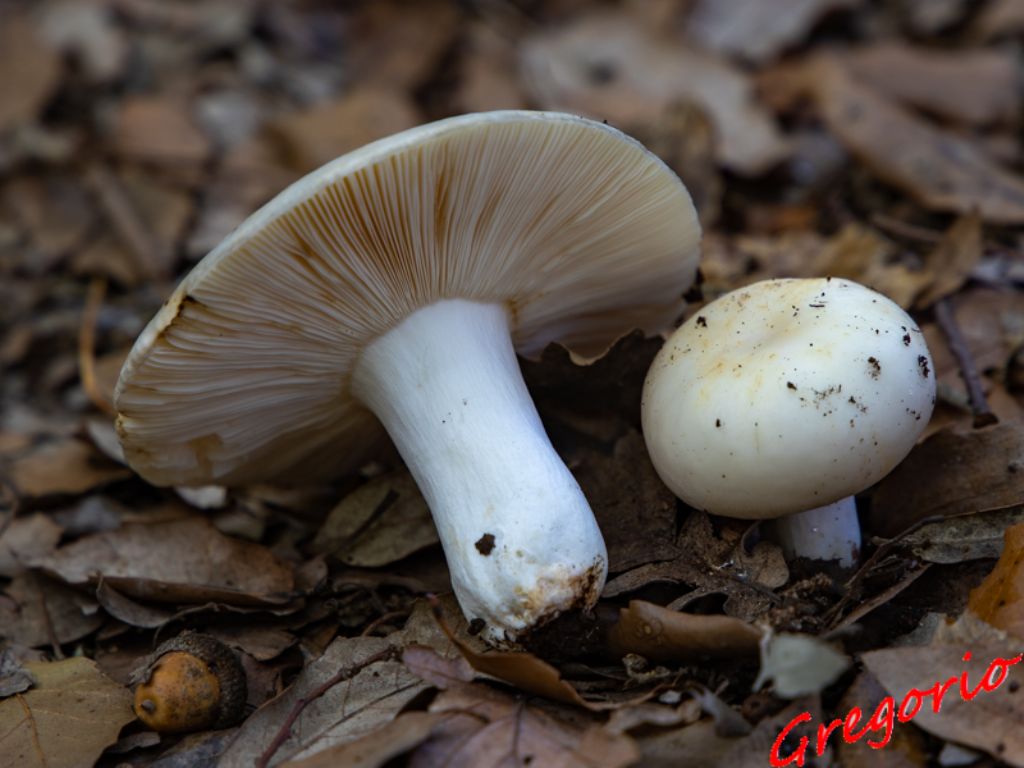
[[862, 616, 1024, 766], [0, 651, 35, 698], [914, 213, 983, 309], [971, 0, 1024, 40], [836, 672, 929, 767], [0, 513, 62, 577], [453, 23, 529, 114], [0, 572, 103, 648], [313, 471, 438, 568], [8, 438, 131, 498], [968, 521, 1024, 639], [0, 14, 61, 133], [869, 422, 1024, 537], [685, 0, 862, 63], [403, 646, 640, 768], [521, 12, 788, 175], [283, 711, 462, 768], [32, 516, 295, 606], [0, 657, 135, 768], [37, 1, 126, 82], [805, 58, 1024, 223], [608, 600, 762, 664], [843, 45, 1021, 125], [267, 88, 420, 174], [219, 637, 424, 767], [110, 95, 210, 165]]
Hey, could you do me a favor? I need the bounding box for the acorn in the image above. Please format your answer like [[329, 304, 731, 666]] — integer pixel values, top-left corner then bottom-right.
[[131, 631, 247, 734]]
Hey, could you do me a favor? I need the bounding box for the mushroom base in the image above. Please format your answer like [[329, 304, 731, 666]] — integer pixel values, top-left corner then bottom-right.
[[351, 299, 608, 644], [771, 496, 861, 567]]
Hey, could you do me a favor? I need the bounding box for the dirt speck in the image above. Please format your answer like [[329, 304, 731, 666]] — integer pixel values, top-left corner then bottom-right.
[[475, 533, 496, 555], [867, 356, 881, 378], [918, 355, 930, 378]]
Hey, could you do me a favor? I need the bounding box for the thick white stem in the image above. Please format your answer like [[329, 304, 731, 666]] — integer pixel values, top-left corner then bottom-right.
[[351, 299, 607, 643], [772, 497, 861, 567]]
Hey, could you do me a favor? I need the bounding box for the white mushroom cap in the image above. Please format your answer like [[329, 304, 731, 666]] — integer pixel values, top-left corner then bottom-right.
[[115, 111, 700, 486], [641, 278, 935, 519]]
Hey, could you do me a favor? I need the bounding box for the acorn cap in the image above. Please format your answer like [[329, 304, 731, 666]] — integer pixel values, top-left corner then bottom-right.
[[115, 110, 700, 487]]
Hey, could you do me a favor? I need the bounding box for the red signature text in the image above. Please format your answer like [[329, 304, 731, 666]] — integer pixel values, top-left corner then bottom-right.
[[770, 651, 1023, 766]]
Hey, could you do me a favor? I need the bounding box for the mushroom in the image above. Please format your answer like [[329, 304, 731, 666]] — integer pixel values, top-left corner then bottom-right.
[[115, 111, 701, 643], [641, 277, 935, 566]]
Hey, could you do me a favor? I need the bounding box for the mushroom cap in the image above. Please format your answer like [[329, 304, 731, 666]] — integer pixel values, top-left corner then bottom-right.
[[116, 111, 700, 486], [641, 278, 935, 519]]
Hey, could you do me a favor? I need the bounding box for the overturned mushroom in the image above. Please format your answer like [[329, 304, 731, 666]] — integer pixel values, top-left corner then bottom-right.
[[641, 278, 935, 566], [116, 111, 701, 643]]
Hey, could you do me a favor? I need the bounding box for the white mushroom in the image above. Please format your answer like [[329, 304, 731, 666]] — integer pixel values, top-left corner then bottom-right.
[[641, 277, 935, 567], [115, 111, 701, 643]]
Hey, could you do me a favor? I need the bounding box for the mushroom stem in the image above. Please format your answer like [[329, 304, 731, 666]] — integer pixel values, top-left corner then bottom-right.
[[771, 497, 861, 568], [351, 299, 607, 644]]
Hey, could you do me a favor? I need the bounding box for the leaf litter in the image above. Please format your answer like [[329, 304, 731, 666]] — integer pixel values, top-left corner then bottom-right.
[[3, 1, 1024, 766]]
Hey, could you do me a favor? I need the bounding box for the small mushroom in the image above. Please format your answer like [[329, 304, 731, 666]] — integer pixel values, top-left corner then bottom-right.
[[115, 111, 701, 643], [641, 278, 935, 566], [131, 632, 246, 734]]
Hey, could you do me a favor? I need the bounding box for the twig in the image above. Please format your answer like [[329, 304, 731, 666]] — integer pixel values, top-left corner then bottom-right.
[[78, 276, 116, 416], [360, 610, 410, 637], [255, 646, 397, 768], [934, 297, 998, 428]]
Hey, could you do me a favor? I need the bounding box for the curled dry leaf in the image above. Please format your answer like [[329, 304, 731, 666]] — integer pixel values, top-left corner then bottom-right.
[[312, 471, 438, 568], [521, 12, 788, 175], [685, 0, 863, 63], [868, 421, 1024, 537], [913, 213, 983, 309], [32, 516, 295, 606], [968, 521, 1024, 640], [0, 657, 135, 768], [607, 600, 763, 664]]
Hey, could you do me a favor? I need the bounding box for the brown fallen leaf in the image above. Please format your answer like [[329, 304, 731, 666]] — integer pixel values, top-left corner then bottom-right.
[[521, 12, 788, 175], [32, 516, 295, 606], [685, 0, 863, 63], [0, 657, 135, 768], [913, 213, 983, 309], [608, 600, 762, 664], [8, 437, 131, 498], [968, 521, 1024, 639], [843, 44, 1021, 126], [0, 572, 103, 649], [403, 646, 640, 768], [218, 637, 424, 767], [282, 711, 467, 768], [868, 421, 1024, 537], [2, 174, 95, 274], [453, 22, 529, 114], [312, 471, 438, 568], [110, 95, 210, 166], [804, 58, 1024, 223], [862, 615, 1024, 767], [0, 513, 62, 577], [836, 672, 929, 767], [0, 14, 61, 134], [267, 87, 420, 175]]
